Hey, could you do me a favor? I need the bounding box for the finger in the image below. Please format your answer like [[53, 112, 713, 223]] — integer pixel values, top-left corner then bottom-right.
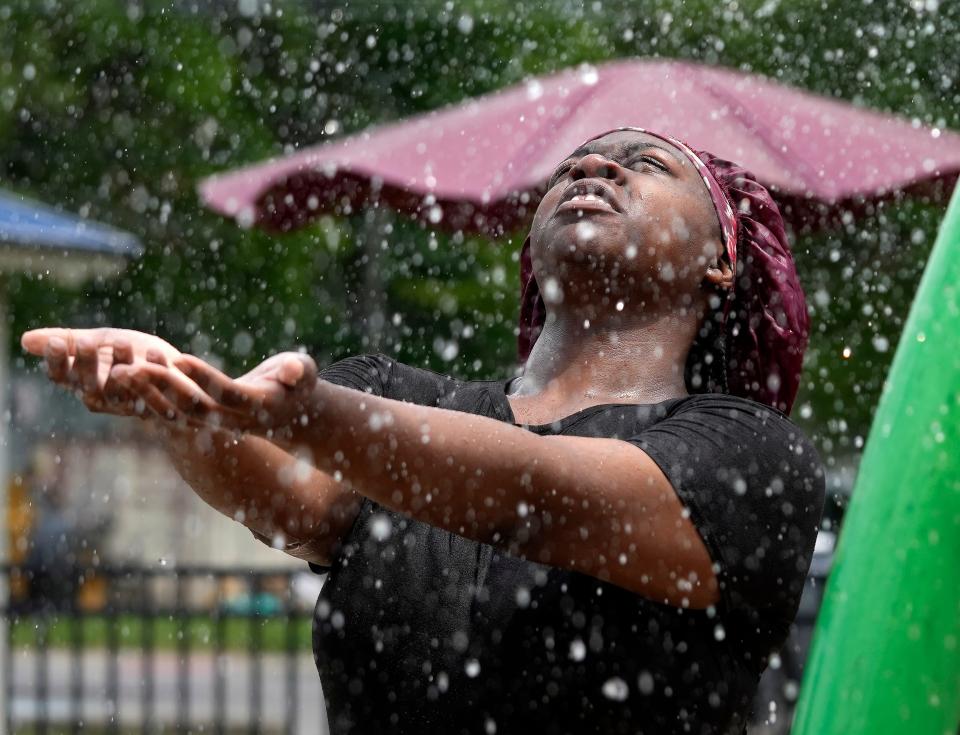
[[111, 338, 134, 365], [100, 339, 136, 409], [100, 377, 138, 414], [81, 392, 110, 415], [43, 337, 71, 384], [145, 348, 169, 366], [74, 336, 101, 392], [277, 354, 318, 389], [173, 354, 251, 407], [22, 327, 112, 357], [120, 365, 240, 432], [112, 365, 184, 421], [131, 377, 181, 422], [22, 328, 73, 356], [115, 363, 223, 420], [277, 356, 304, 387]]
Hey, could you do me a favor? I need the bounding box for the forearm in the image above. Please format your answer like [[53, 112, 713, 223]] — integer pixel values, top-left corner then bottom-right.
[[163, 426, 360, 551], [114, 351, 715, 603], [297, 384, 553, 545], [292, 383, 717, 608]]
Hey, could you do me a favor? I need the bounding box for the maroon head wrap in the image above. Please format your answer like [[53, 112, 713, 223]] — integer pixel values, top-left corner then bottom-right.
[[517, 127, 810, 414]]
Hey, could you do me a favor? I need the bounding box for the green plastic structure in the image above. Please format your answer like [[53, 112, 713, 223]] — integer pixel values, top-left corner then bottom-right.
[[792, 182, 960, 735]]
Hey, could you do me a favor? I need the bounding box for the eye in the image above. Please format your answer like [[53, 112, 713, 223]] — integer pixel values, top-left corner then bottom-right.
[[548, 161, 575, 188], [627, 154, 669, 172]]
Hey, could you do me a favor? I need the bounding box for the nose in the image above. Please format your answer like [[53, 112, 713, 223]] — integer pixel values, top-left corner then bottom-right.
[[571, 153, 626, 184]]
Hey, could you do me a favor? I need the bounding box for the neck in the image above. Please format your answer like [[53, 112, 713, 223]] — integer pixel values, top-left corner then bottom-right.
[[513, 303, 700, 406]]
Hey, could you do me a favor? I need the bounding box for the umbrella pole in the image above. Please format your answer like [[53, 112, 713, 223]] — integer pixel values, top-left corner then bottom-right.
[[791, 182, 960, 735], [350, 207, 393, 350]]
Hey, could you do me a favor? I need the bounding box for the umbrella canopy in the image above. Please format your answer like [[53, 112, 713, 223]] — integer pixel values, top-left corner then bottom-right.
[[200, 58, 960, 234], [0, 189, 143, 286]]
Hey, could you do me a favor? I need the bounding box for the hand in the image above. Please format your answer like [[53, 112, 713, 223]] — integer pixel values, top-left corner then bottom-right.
[[21, 327, 182, 417], [111, 351, 320, 438]]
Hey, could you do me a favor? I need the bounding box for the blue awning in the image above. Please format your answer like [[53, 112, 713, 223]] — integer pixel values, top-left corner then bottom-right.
[[0, 189, 142, 258]]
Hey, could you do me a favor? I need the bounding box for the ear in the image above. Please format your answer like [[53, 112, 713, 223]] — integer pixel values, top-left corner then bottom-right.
[[704, 258, 734, 292]]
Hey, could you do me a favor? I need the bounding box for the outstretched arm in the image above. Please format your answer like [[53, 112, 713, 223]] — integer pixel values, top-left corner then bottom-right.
[[20, 328, 359, 565], [120, 353, 720, 608], [162, 427, 360, 562], [297, 382, 719, 608]]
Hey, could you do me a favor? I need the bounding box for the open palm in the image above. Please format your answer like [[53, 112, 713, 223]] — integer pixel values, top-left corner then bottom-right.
[[110, 351, 320, 436], [21, 327, 182, 416]]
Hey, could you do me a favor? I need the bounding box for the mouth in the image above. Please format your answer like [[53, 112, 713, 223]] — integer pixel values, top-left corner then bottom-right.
[[557, 180, 622, 214]]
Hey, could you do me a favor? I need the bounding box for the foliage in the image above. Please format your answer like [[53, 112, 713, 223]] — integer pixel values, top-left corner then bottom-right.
[[2, 0, 958, 470]]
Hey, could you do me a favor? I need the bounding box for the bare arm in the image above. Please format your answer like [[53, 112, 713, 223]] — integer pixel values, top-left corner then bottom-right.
[[162, 426, 359, 564], [298, 383, 720, 608], [20, 328, 358, 565], [128, 355, 720, 608]]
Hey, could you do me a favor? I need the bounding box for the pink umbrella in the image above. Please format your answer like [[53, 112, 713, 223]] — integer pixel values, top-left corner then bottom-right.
[[200, 59, 960, 234]]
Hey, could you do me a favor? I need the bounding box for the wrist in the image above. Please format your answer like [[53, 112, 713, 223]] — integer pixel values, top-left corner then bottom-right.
[[282, 379, 335, 447], [162, 422, 237, 458]]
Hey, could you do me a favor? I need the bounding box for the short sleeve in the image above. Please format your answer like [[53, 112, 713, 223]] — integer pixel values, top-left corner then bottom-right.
[[628, 394, 825, 633], [317, 352, 394, 394]]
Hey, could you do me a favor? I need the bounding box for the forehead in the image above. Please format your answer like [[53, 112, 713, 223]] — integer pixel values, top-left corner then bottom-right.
[[568, 130, 690, 166]]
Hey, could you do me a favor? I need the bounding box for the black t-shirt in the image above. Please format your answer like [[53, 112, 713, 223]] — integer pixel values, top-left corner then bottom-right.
[[308, 354, 825, 735]]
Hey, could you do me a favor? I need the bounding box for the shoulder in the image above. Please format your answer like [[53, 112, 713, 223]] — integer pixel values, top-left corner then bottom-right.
[[654, 392, 815, 455], [634, 392, 824, 506], [634, 393, 826, 626], [667, 392, 798, 428], [318, 352, 395, 393], [320, 353, 471, 404]]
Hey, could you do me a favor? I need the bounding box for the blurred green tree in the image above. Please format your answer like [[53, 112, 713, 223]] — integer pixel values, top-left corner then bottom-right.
[[2, 0, 958, 469]]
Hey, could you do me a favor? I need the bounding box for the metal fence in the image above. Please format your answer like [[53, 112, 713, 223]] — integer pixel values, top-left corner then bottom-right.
[[0, 551, 833, 735], [0, 564, 325, 735]]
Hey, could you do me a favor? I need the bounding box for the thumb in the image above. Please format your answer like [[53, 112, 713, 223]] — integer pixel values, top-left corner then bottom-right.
[[277, 353, 317, 389]]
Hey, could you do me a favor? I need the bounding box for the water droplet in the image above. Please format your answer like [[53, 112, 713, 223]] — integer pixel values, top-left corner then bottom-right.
[[568, 638, 586, 661], [457, 14, 475, 34], [525, 80, 544, 101], [637, 671, 655, 695], [370, 513, 392, 542], [575, 221, 597, 241], [872, 335, 890, 353], [601, 676, 629, 701], [542, 277, 564, 304]]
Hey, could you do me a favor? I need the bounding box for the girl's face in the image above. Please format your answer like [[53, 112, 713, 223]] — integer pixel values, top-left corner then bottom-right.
[[528, 130, 724, 309]]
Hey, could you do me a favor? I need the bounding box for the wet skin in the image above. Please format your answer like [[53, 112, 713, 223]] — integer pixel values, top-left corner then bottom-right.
[[510, 130, 734, 420], [530, 129, 726, 313]]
